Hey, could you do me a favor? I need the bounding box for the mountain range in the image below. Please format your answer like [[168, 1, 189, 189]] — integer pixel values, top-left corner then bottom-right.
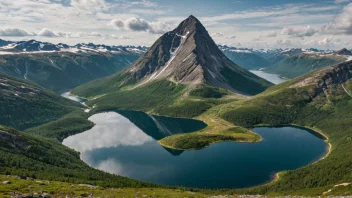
[[0, 40, 145, 92], [0, 15, 351, 196]]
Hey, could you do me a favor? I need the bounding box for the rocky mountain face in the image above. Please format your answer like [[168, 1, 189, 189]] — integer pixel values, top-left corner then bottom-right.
[[118, 15, 272, 94], [292, 60, 352, 90], [336, 48, 352, 56]]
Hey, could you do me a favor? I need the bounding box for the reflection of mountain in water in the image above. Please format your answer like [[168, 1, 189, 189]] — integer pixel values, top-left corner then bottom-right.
[[116, 110, 207, 156]]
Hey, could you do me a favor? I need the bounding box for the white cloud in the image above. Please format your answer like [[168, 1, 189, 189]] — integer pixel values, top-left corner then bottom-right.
[[226, 35, 236, 39], [36, 28, 105, 38], [334, 0, 349, 4], [125, 18, 150, 31], [111, 34, 133, 39], [211, 32, 224, 37], [70, 0, 109, 11], [149, 21, 170, 34], [37, 28, 58, 37], [108, 17, 170, 34], [321, 3, 352, 34], [281, 26, 318, 37], [0, 27, 36, 37], [128, 0, 158, 8], [276, 39, 292, 45], [129, 9, 166, 15], [262, 31, 278, 37]]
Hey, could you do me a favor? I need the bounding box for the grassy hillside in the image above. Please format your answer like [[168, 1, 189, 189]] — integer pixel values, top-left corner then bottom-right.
[[0, 51, 139, 92], [0, 73, 83, 130], [220, 61, 352, 194], [266, 53, 346, 78]]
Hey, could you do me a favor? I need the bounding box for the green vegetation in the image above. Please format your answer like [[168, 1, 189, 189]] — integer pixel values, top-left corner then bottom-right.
[[0, 175, 226, 198], [87, 80, 187, 113], [222, 49, 272, 70], [159, 126, 260, 150], [25, 110, 93, 142], [219, 65, 352, 194], [0, 73, 82, 130], [221, 66, 273, 95], [189, 84, 228, 98], [81, 80, 233, 119], [0, 52, 140, 93], [71, 71, 132, 98], [266, 53, 346, 78]]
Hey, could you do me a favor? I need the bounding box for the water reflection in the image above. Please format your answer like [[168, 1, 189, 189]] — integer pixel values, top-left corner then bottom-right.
[[63, 113, 154, 152], [60, 92, 86, 103], [63, 112, 327, 189], [249, 70, 287, 84]]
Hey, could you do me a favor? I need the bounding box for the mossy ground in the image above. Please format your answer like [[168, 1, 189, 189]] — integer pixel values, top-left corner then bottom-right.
[[0, 175, 218, 198]]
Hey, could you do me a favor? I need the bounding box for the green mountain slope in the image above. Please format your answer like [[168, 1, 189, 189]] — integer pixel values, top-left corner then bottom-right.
[[222, 50, 272, 69], [266, 52, 347, 78], [221, 60, 352, 194], [0, 73, 82, 130], [0, 51, 139, 93]]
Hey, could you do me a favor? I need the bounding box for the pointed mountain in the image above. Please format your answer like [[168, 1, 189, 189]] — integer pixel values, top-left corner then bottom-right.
[[73, 15, 272, 97], [122, 15, 272, 94]]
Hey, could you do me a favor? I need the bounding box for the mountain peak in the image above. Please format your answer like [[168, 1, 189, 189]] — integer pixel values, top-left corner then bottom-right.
[[119, 16, 272, 95]]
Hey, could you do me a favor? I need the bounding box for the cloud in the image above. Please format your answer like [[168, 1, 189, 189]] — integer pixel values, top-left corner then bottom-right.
[[108, 17, 170, 34], [262, 31, 278, 37], [149, 21, 170, 34], [111, 34, 133, 39], [211, 32, 224, 37], [129, 9, 166, 15], [317, 37, 341, 46], [70, 0, 108, 11], [226, 35, 236, 39], [321, 3, 352, 34], [334, 0, 349, 4], [128, 0, 158, 8], [276, 39, 292, 45], [37, 28, 58, 37], [0, 27, 36, 37], [281, 26, 318, 37]]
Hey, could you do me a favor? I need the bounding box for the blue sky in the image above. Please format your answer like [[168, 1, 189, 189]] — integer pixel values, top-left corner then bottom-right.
[[0, 0, 351, 49]]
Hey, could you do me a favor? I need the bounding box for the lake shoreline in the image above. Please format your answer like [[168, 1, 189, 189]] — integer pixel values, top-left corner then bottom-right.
[[259, 124, 332, 185]]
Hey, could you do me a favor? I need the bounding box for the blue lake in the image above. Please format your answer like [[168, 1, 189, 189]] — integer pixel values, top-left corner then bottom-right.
[[63, 111, 328, 189]]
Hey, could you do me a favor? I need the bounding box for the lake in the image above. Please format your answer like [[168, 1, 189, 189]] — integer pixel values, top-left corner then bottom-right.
[[60, 92, 86, 103], [63, 111, 328, 189], [250, 70, 287, 84]]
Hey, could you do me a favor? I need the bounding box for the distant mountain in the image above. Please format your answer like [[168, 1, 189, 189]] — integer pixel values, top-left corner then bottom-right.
[[0, 40, 144, 92], [266, 51, 350, 78], [0, 39, 148, 54], [336, 48, 352, 56], [73, 15, 272, 98], [218, 46, 272, 69], [0, 73, 82, 130]]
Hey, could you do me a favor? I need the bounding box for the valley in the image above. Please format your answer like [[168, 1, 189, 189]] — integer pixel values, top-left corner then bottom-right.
[[0, 7, 351, 198]]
